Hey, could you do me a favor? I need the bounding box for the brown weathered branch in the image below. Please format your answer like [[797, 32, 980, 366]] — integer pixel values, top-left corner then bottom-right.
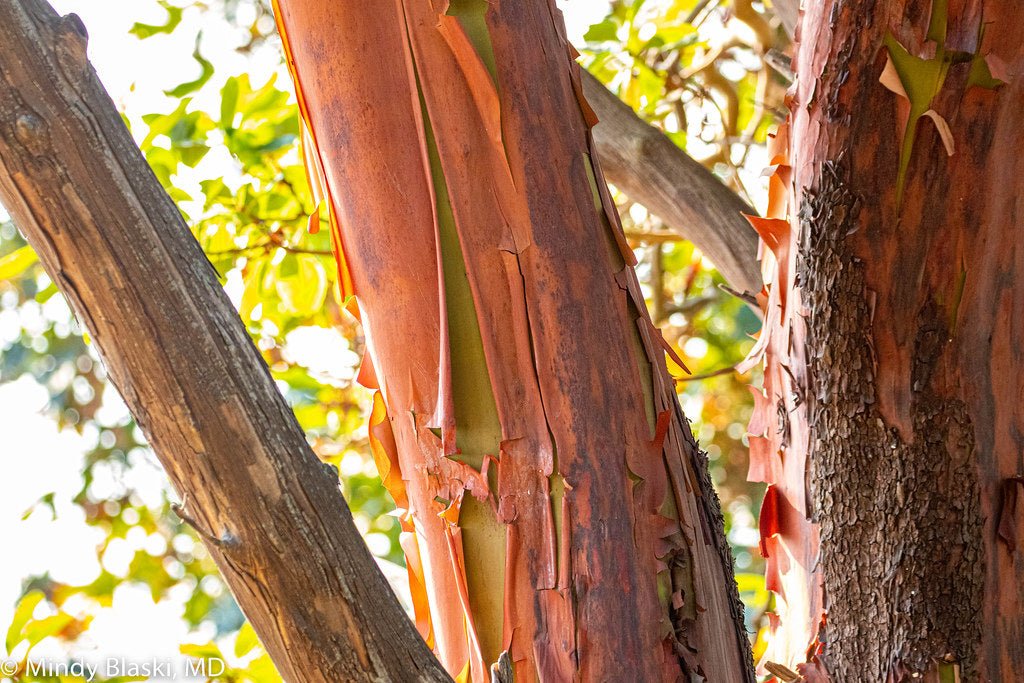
[[583, 69, 762, 295], [770, 0, 799, 38], [0, 2, 448, 681]]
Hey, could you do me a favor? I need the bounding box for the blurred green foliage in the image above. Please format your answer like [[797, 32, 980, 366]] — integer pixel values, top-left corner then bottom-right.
[[0, 0, 791, 677]]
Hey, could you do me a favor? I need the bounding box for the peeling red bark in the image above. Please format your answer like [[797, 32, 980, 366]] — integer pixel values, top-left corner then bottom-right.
[[754, 0, 1024, 680], [274, 1, 754, 680]]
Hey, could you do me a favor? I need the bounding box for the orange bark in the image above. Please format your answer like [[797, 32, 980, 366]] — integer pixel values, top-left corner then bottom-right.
[[274, 1, 753, 680]]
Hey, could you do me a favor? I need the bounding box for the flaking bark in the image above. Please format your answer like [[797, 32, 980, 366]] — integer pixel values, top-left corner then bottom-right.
[[753, 1, 1024, 679], [275, 0, 755, 680]]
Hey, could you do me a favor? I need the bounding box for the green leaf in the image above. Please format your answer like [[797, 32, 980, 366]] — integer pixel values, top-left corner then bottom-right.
[[242, 653, 282, 683], [80, 571, 119, 607], [129, 1, 183, 39], [625, 0, 647, 21], [180, 642, 224, 660], [648, 22, 697, 50], [34, 281, 57, 303], [182, 588, 215, 626], [141, 98, 192, 150], [6, 590, 45, 652], [240, 261, 266, 321], [220, 76, 241, 129], [146, 147, 178, 187], [734, 572, 770, 608], [164, 43, 215, 98], [0, 245, 38, 281], [275, 256, 328, 315], [200, 178, 232, 209], [278, 252, 299, 279], [22, 613, 74, 653], [234, 622, 259, 658], [584, 19, 619, 43]]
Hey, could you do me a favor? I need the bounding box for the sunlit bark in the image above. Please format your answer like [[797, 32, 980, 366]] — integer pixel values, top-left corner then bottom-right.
[[274, 1, 754, 680]]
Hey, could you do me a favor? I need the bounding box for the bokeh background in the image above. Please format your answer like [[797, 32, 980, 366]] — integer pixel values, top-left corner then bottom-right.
[[0, 0, 789, 679]]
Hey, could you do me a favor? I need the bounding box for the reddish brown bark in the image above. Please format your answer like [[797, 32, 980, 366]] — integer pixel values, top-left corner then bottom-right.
[[753, 0, 1024, 680], [274, 1, 753, 681]]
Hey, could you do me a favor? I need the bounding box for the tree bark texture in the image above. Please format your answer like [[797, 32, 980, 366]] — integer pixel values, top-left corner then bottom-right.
[[581, 70, 762, 296], [274, 1, 754, 681], [750, 0, 1024, 680], [0, 2, 451, 681]]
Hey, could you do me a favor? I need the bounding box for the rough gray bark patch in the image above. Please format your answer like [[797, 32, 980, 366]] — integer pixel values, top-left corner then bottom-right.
[[800, 157, 984, 681]]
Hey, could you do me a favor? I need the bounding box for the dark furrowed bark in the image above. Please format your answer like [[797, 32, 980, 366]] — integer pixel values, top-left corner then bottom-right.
[[0, 2, 449, 681], [753, 0, 1024, 680]]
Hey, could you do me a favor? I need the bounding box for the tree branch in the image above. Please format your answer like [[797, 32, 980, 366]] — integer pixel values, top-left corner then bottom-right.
[[583, 69, 762, 295], [770, 0, 799, 38], [0, 2, 448, 681]]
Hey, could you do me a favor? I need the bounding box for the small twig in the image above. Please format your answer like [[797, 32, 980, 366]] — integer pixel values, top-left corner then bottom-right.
[[764, 49, 794, 84], [674, 364, 738, 383], [206, 239, 333, 258], [718, 282, 759, 306], [662, 292, 719, 319], [685, 0, 721, 27], [171, 494, 239, 548], [623, 230, 685, 243]]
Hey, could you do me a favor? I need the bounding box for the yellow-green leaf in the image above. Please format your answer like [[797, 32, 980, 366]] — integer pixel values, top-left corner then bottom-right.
[[22, 613, 74, 652], [5, 590, 44, 652], [164, 42, 214, 98], [129, 0, 183, 39], [234, 622, 259, 658], [0, 245, 38, 281], [180, 642, 224, 660], [275, 256, 327, 315]]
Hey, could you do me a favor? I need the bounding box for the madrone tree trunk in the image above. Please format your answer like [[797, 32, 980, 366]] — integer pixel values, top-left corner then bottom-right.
[[273, 1, 753, 681], [750, 1, 1024, 680]]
